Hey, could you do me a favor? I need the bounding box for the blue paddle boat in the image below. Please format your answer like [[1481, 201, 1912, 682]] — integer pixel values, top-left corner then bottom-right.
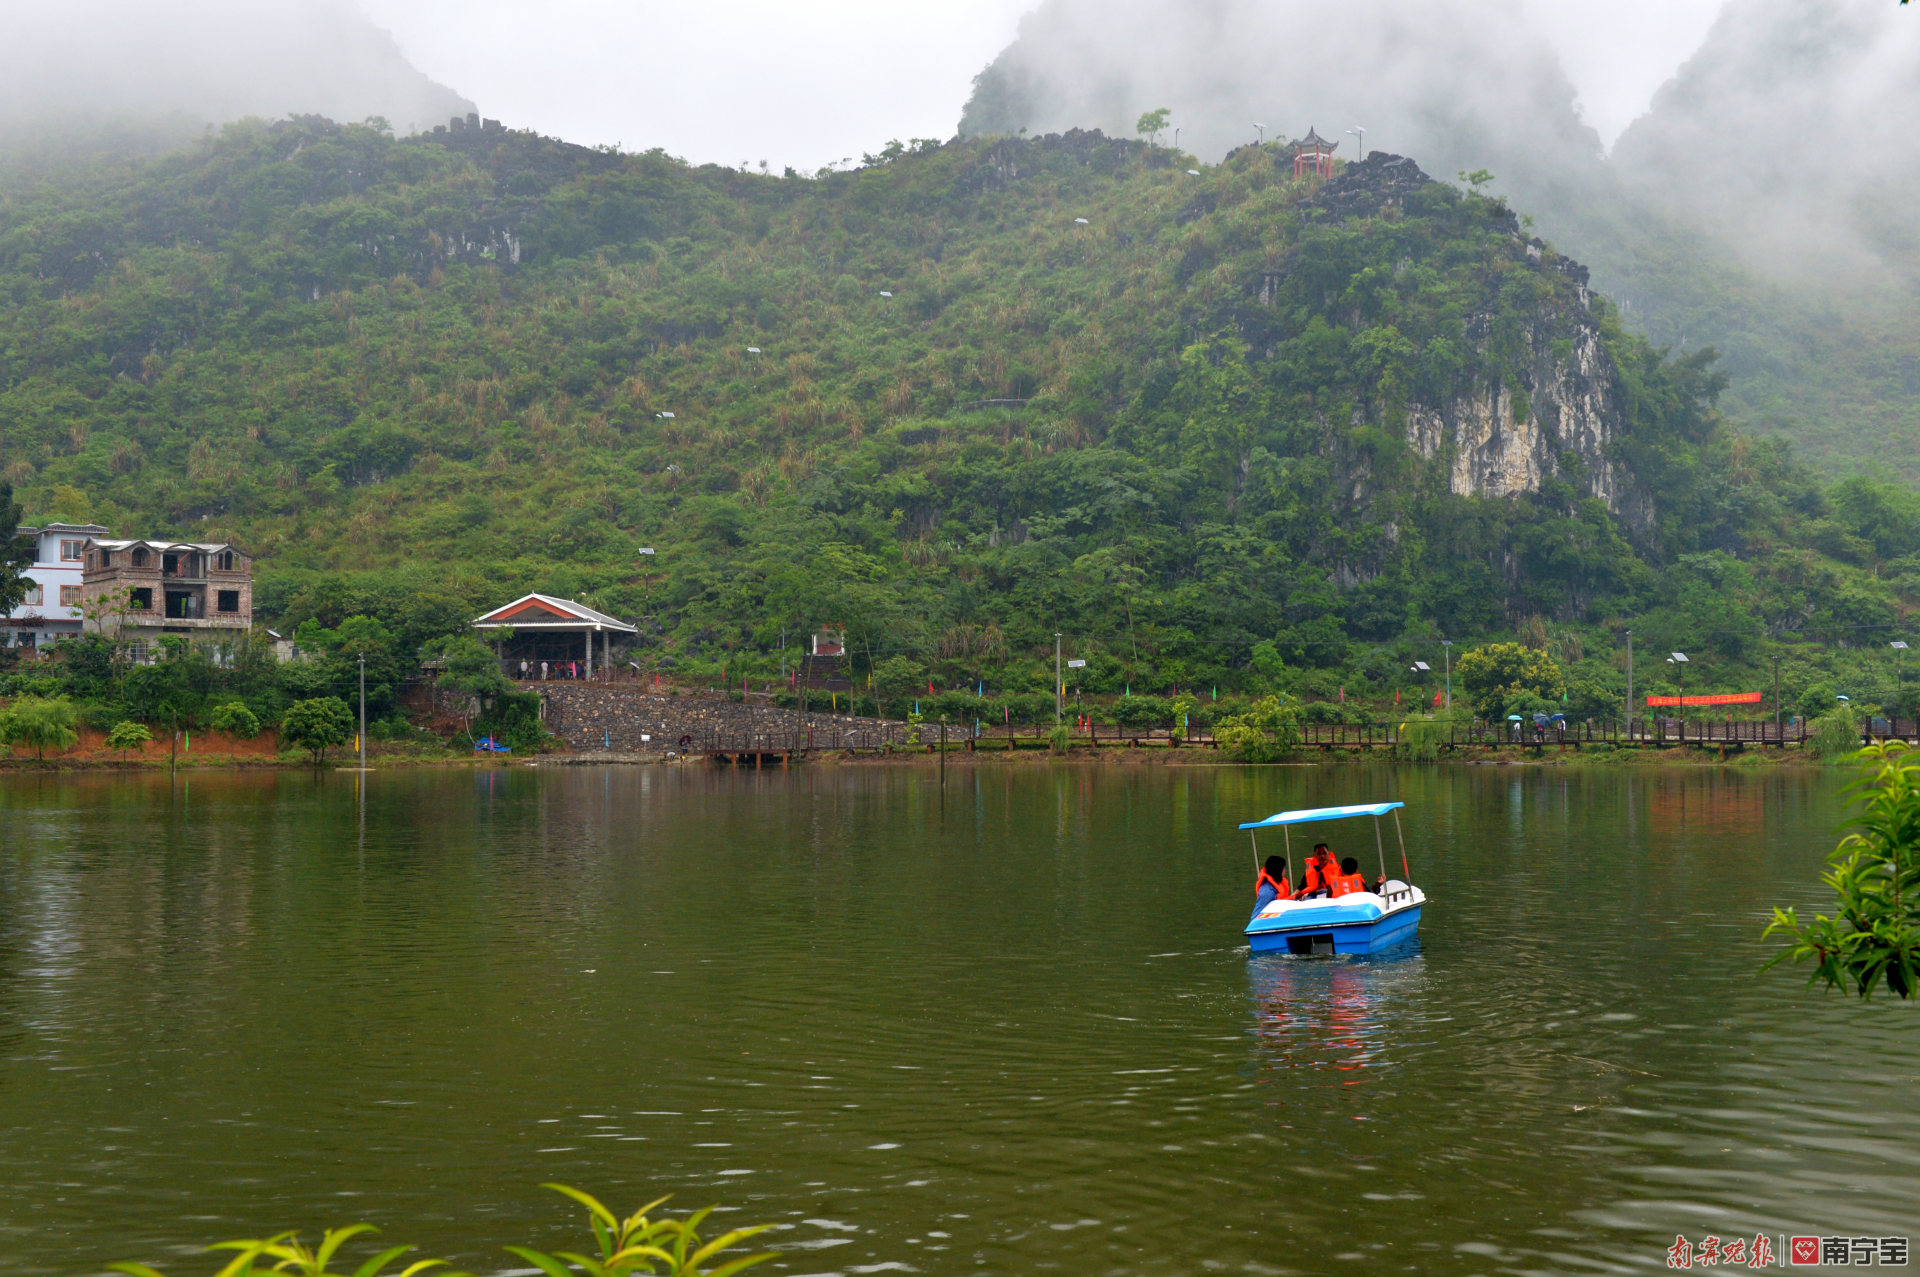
[[1239, 801, 1426, 955]]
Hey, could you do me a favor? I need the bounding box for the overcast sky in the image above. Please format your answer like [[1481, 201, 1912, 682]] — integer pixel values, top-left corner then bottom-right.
[[359, 0, 1726, 168]]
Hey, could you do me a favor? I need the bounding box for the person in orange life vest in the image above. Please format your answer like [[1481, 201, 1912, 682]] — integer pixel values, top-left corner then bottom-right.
[[1253, 856, 1291, 916], [1327, 856, 1369, 898], [1298, 844, 1338, 898]]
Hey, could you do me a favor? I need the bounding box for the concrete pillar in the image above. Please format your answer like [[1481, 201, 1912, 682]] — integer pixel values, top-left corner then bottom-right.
[[584, 628, 592, 681]]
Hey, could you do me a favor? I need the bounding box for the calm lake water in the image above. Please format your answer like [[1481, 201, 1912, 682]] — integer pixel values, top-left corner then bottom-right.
[[0, 761, 1913, 1276]]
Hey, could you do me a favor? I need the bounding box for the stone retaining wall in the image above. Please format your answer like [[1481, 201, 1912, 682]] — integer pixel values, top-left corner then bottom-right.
[[532, 684, 908, 752]]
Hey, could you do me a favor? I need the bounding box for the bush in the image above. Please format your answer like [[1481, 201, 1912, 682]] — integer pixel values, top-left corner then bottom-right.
[[105, 719, 152, 757], [0, 694, 80, 760], [1214, 694, 1301, 762], [209, 700, 262, 739], [281, 697, 354, 764], [1394, 716, 1453, 761], [1765, 742, 1920, 999], [1810, 707, 1862, 762]]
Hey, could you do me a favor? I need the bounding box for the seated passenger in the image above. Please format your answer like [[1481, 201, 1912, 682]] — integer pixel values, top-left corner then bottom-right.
[[1328, 856, 1368, 898], [1298, 844, 1338, 898], [1253, 856, 1290, 915]]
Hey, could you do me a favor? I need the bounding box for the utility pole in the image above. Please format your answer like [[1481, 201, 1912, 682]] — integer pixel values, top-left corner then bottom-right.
[[1054, 633, 1063, 725], [1626, 630, 1634, 730], [358, 652, 367, 770]]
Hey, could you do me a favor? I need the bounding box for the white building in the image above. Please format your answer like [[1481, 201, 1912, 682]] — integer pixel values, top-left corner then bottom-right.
[[6, 523, 108, 649]]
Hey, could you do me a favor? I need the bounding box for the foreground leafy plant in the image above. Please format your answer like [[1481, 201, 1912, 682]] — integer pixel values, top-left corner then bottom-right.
[[106, 1185, 771, 1277], [1765, 741, 1920, 999], [507, 1184, 772, 1277], [108, 1223, 459, 1277]]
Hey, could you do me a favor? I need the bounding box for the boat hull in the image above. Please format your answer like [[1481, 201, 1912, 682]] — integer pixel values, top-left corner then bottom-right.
[[1245, 892, 1423, 956]]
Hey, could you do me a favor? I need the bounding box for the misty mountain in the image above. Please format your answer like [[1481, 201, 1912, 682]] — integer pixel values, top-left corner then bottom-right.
[[0, 0, 474, 140], [1612, 0, 1920, 296], [957, 0, 1609, 230]]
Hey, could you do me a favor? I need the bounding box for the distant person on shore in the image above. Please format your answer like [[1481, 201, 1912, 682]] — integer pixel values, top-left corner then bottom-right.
[[1253, 856, 1290, 915]]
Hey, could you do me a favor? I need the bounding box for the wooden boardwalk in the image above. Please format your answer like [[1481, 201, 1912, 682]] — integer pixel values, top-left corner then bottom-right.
[[684, 715, 1920, 760]]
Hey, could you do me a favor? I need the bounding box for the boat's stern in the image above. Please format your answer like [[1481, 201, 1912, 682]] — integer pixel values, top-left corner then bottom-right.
[[1245, 884, 1425, 955]]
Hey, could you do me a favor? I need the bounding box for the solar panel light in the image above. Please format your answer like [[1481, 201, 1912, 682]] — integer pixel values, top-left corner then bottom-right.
[[1411, 661, 1431, 672], [636, 547, 655, 555], [1067, 659, 1087, 668], [1074, 217, 1089, 224], [879, 291, 893, 297], [1670, 652, 1689, 662], [746, 347, 762, 354], [1893, 641, 1910, 650]]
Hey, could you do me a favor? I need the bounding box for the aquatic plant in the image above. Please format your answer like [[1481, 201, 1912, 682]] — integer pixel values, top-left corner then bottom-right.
[[508, 1184, 772, 1277], [108, 1224, 461, 1277], [106, 1185, 773, 1277], [1048, 723, 1071, 753], [1765, 741, 1920, 1000]]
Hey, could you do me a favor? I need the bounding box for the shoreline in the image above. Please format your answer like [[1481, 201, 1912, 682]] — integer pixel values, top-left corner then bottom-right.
[[0, 742, 1837, 774]]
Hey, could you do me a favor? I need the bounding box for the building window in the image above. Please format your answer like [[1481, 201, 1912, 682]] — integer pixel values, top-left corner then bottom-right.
[[217, 550, 235, 571], [130, 587, 152, 610], [131, 548, 149, 567], [59, 585, 80, 608], [21, 584, 42, 606], [217, 590, 240, 613], [60, 540, 83, 561]]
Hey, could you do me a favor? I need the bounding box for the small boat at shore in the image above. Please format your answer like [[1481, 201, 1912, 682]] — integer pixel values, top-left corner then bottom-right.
[[1238, 801, 1426, 955]]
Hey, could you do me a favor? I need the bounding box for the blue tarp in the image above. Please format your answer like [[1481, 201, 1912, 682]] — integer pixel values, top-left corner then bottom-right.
[[1239, 801, 1403, 830]]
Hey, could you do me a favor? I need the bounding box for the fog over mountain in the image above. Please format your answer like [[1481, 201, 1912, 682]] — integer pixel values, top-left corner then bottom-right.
[[0, 0, 474, 139], [958, 0, 1610, 222], [1613, 0, 1920, 295]]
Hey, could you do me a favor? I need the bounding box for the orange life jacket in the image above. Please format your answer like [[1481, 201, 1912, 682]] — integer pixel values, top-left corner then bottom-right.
[[1327, 872, 1367, 898], [1255, 869, 1289, 900], [1300, 856, 1336, 897]]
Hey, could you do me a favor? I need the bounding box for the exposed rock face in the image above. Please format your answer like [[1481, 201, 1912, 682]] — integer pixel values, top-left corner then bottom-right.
[[1304, 154, 1651, 532], [1404, 321, 1651, 531]]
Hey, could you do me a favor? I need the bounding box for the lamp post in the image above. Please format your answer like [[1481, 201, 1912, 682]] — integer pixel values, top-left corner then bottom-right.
[[1669, 652, 1689, 731], [358, 652, 366, 770], [1254, 123, 1266, 145], [1440, 640, 1452, 713], [637, 546, 655, 613], [1054, 632, 1062, 726], [1626, 629, 1633, 727], [1345, 126, 1365, 161]]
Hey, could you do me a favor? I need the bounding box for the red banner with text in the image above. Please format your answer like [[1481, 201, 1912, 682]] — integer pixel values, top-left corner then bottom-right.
[[1644, 691, 1764, 707]]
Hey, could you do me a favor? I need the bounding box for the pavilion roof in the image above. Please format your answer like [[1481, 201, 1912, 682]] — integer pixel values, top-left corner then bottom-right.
[[1288, 126, 1340, 154], [471, 592, 637, 632]]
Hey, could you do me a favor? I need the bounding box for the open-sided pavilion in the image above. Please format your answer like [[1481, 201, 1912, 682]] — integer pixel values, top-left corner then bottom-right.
[[471, 593, 636, 680]]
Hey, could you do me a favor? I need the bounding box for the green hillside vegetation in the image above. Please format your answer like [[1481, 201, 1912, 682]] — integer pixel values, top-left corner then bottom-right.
[[3, 116, 1920, 724]]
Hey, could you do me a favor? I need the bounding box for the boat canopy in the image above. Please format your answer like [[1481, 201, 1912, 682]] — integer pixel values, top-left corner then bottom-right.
[[1238, 801, 1403, 830]]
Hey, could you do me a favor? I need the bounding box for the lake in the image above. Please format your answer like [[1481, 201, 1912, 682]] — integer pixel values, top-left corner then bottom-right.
[[0, 761, 1912, 1275]]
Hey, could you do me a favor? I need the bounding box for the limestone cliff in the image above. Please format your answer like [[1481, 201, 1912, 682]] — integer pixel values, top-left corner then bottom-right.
[[1298, 154, 1654, 534]]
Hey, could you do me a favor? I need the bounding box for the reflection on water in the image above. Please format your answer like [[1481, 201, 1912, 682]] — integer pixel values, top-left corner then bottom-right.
[[0, 763, 1913, 1276]]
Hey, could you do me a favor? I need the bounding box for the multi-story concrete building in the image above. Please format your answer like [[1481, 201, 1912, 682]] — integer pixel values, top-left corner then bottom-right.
[[81, 537, 253, 651], [4, 523, 109, 649]]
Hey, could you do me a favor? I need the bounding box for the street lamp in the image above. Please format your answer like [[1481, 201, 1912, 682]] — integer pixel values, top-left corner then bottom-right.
[[1346, 126, 1365, 161], [1440, 640, 1453, 713], [1254, 122, 1266, 145], [1669, 652, 1689, 719], [637, 547, 655, 612]]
